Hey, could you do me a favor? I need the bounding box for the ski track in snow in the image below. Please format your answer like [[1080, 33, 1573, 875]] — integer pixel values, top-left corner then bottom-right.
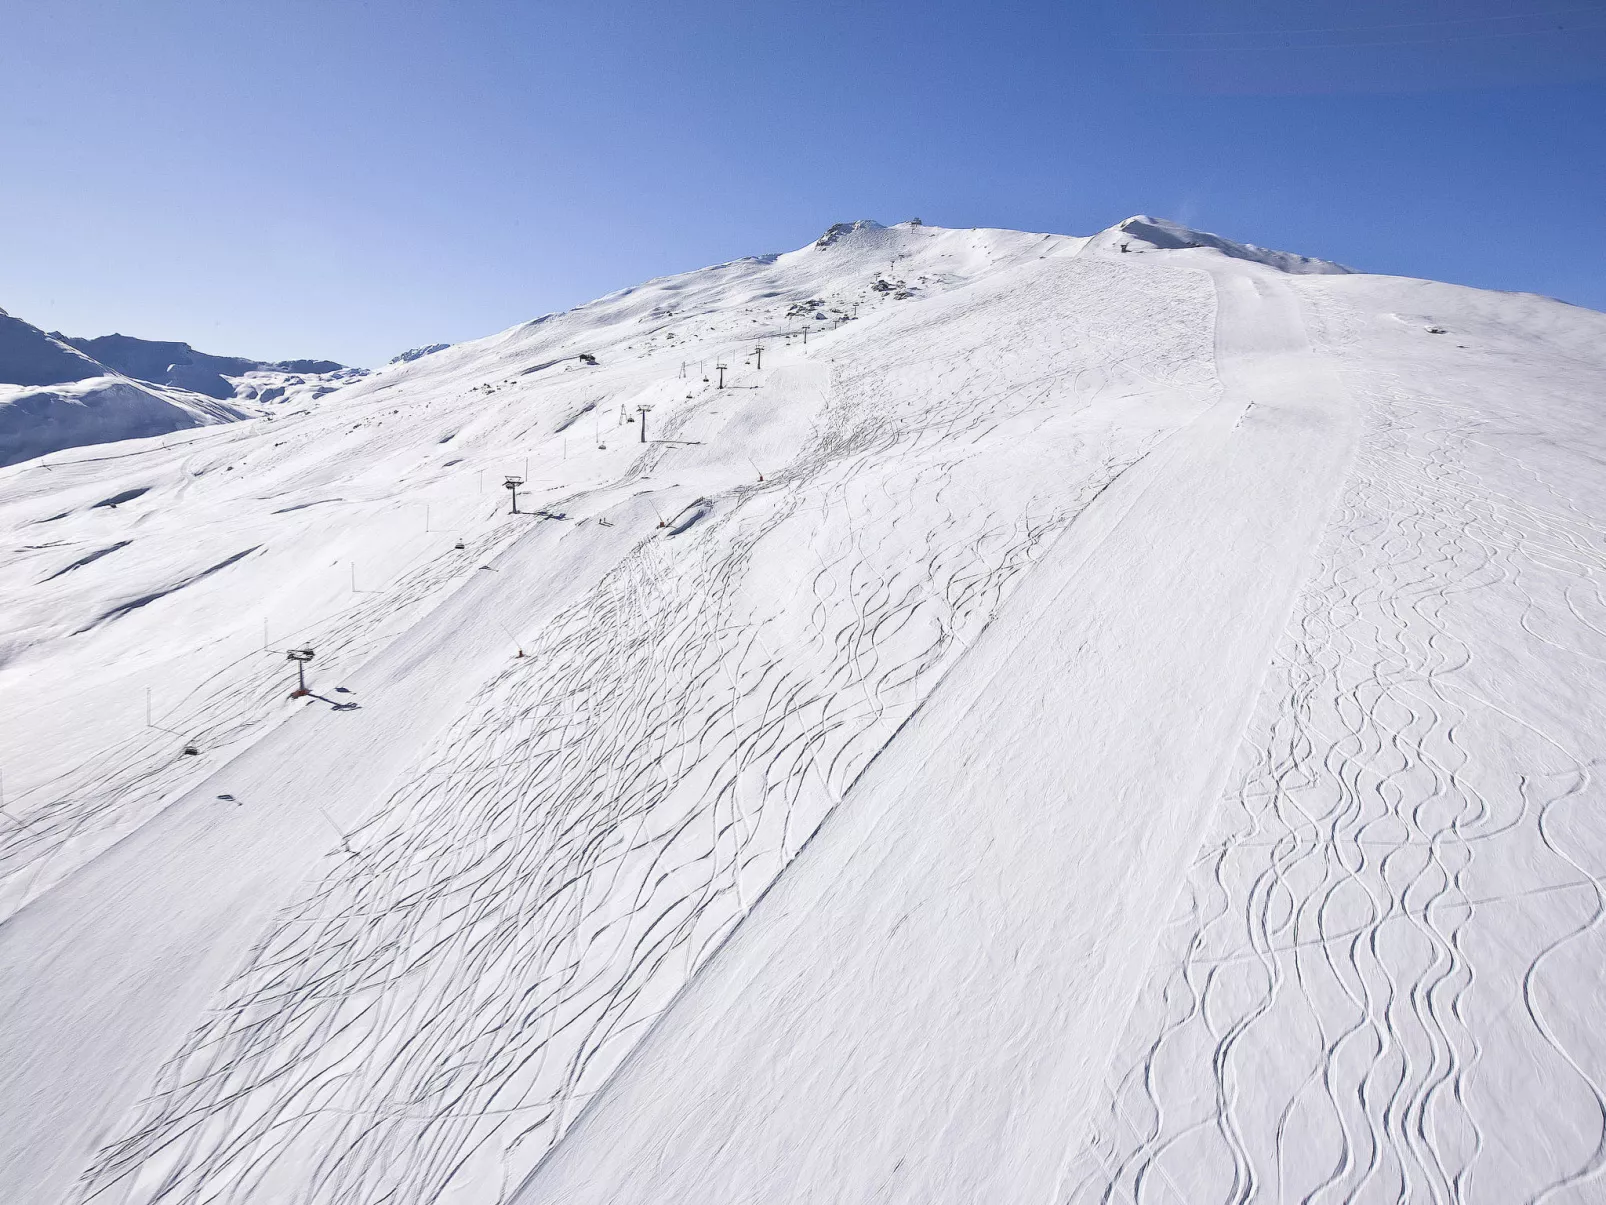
[[68, 259, 1220, 1205], [503, 258, 1357, 1205], [1064, 284, 1606, 1204]]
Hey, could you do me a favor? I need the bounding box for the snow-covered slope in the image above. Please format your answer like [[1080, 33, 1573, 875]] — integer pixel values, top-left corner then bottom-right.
[[0, 218, 1602, 1205]]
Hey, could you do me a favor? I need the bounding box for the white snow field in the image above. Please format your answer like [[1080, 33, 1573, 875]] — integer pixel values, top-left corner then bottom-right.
[[0, 217, 1601, 1205]]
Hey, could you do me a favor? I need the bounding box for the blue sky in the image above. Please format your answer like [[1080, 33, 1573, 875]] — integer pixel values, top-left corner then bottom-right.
[[3, 0, 1603, 366]]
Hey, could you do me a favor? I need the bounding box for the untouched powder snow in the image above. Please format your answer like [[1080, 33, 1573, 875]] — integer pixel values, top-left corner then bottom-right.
[[0, 218, 1602, 1205]]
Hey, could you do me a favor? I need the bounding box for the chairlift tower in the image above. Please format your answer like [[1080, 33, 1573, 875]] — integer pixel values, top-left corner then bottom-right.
[[716, 363, 727, 388], [287, 647, 315, 697], [637, 404, 653, 442], [504, 476, 524, 514], [753, 344, 763, 370]]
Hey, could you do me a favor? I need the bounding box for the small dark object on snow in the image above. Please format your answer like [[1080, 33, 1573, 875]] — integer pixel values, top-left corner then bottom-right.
[[1425, 326, 1447, 334], [182, 745, 200, 756], [217, 794, 235, 801], [455, 540, 466, 549], [578, 352, 598, 365]]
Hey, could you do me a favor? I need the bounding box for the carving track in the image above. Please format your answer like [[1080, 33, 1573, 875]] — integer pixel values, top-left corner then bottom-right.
[[1064, 275, 1606, 1204]]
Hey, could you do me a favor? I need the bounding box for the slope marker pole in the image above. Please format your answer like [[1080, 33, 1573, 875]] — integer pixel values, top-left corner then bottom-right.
[[496, 619, 526, 658], [313, 802, 356, 856]]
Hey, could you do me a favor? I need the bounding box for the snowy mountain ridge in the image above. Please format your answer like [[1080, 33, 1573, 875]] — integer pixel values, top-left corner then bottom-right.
[[1116, 214, 1358, 274], [0, 214, 1346, 473], [359, 213, 1354, 402], [1, 215, 1603, 1205]]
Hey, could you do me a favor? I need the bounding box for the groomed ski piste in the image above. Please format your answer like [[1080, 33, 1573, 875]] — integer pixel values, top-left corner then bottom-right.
[[1, 216, 1602, 1204]]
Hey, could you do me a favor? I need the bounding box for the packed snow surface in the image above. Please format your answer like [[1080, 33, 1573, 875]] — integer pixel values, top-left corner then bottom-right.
[[0, 217, 1602, 1205]]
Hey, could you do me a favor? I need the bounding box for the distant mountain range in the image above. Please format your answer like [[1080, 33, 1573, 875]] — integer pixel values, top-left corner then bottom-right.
[[0, 307, 365, 466], [56, 333, 346, 401]]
